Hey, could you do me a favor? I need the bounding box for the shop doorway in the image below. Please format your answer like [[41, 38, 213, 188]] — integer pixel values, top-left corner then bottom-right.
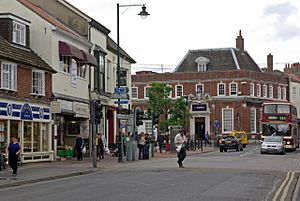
[[107, 110, 115, 149], [10, 120, 20, 140], [195, 117, 205, 140]]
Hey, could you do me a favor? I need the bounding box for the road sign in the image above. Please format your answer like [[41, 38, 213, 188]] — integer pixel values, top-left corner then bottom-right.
[[114, 87, 128, 94], [111, 93, 129, 99], [214, 120, 219, 129], [117, 114, 133, 120], [114, 100, 129, 105]]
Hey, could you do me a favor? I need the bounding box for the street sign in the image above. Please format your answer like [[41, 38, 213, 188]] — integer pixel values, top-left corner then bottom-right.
[[117, 114, 133, 120], [114, 87, 128, 94], [111, 93, 129, 99], [214, 120, 219, 129], [114, 100, 129, 105]]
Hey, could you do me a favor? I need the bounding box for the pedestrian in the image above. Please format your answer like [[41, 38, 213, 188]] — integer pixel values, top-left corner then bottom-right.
[[6, 136, 21, 176], [97, 133, 105, 160], [174, 128, 187, 168], [138, 132, 145, 160], [157, 134, 164, 153], [75, 134, 84, 161], [144, 133, 151, 159], [123, 132, 127, 157], [205, 131, 210, 146]]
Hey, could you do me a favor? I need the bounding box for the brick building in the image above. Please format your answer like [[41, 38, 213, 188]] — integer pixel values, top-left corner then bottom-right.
[[0, 13, 56, 162], [131, 31, 289, 139]]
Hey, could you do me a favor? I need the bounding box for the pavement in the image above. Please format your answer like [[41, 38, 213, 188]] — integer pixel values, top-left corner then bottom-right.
[[0, 146, 215, 189]]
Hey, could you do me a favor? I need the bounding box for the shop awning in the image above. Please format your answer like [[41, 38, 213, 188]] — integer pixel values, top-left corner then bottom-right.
[[59, 41, 84, 61], [80, 50, 98, 66]]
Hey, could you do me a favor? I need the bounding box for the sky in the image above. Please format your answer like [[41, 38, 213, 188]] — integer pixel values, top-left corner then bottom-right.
[[66, 0, 300, 74]]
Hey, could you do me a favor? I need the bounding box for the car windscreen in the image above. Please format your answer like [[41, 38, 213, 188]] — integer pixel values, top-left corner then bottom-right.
[[264, 137, 281, 142], [224, 136, 234, 140], [263, 124, 291, 137]]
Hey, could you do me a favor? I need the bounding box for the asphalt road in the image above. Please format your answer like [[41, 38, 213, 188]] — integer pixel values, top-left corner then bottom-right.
[[0, 145, 299, 201]]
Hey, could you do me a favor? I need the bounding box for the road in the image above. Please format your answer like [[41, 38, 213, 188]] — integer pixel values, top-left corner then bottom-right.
[[0, 144, 300, 201]]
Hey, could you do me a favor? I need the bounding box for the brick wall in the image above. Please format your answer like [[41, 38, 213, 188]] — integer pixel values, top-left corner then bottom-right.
[[0, 18, 13, 43]]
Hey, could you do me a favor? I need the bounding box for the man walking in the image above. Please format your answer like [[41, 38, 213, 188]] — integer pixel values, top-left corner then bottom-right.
[[174, 128, 187, 168]]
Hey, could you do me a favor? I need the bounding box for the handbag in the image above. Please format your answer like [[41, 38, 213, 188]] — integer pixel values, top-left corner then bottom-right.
[[82, 147, 86, 155]]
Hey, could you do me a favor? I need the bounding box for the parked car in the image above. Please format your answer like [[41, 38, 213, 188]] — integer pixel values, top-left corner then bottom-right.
[[260, 136, 286, 155], [230, 131, 248, 148], [220, 136, 244, 152]]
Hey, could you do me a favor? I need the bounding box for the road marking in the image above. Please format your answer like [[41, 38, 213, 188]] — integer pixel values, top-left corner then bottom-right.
[[273, 171, 291, 201], [280, 171, 295, 201], [292, 177, 300, 201], [240, 146, 258, 157]]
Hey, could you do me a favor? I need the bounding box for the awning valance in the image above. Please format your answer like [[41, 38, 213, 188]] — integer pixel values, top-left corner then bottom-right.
[[59, 41, 84, 61], [80, 50, 98, 66]]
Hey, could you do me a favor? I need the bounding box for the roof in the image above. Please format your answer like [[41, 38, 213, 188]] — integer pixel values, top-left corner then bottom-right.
[[174, 48, 262, 73], [107, 37, 136, 64], [90, 19, 110, 35], [285, 72, 300, 83], [0, 35, 55, 72]]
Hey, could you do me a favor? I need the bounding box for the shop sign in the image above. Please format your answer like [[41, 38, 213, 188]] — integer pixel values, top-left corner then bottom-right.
[[21, 103, 33, 120], [192, 104, 207, 112], [70, 59, 77, 88], [58, 99, 73, 112], [73, 102, 89, 118], [51, 101, 61, 114]]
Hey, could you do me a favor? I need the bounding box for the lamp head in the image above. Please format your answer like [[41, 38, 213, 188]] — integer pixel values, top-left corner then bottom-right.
[[138, 5, 150, 19]]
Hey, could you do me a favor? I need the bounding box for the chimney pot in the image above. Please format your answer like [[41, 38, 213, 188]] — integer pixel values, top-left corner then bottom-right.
[[236, 30, 244, 51]]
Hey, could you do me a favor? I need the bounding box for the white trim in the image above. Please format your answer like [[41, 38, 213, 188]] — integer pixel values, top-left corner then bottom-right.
[[13, 21, 26, 46], [144, 86, 150, 100], [1, 61, 17, 91], [250, 108, 256, 133], [217, 82, 226, 96], [282, 87, 287, 100], [131, 87, 138, 99], [32, 70, 45, 96], [229, 82, 238, 96], [257, 84, 261, 97], [222, 108, 234, 133], [250, 83, 254, 96], [175, 84, 183, 98], [277, 86, 281, 99], [269, 85, 273, 99], [0, 14, 31, 25], [263, 84, 267, 98], [231, 48, 240, 70]]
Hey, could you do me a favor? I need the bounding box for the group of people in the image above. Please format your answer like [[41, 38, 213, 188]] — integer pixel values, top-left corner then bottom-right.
[[137, 132, 151, 160]]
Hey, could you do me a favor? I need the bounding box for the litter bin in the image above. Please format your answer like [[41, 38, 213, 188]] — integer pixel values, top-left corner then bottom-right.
[[165, 143, 170, 152]]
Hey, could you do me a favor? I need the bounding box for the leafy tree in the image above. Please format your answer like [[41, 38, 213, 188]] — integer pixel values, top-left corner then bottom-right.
[[169, 97, 192, 130]]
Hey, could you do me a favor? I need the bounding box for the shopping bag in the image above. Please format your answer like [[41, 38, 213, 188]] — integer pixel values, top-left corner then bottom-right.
[[82, 147, 86, 155]]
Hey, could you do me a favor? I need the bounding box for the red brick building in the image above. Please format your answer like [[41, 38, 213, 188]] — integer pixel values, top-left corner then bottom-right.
[[131, 32, 289, 139]]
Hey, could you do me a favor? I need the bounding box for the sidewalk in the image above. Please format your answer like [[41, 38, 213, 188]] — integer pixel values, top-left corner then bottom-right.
[[0, 146, 216, 189]]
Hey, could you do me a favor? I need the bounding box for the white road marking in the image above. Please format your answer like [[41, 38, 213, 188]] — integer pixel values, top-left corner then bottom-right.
[[240, 146, 258, 157], [273, 171, 292, 201], [292, 177, 300, 201], [280, 171, 295, 201]]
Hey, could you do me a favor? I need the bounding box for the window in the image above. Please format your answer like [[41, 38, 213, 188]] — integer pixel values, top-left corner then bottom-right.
[[222, 108, 233, 133], [259, 109, 262, 133], [175, 85, 183, 97], [131, 87, 138, 99], [59, 55, 71, 73], [250, 109, 256, 133], [218, 83, 225, 96], [282, 87, 286, 100], [106, 60, 111, 79], [263, 85, 267, 97], [278, 86, 281, 99], [32, 70, 45, 95], [145, 121, 152, 134], [257, 84, 261, 97], [250, 83, 254, 96], [1, 62, 17, 91], [13, 21, 26, 46], [292, 87, 296, 98], [77, 63, 87, 78], [230, 83, 237, 96], [99, 55, 105, 91], [196, 84, 204, 94], [144, 86, 150, 99], [269, 85, 273, 98]]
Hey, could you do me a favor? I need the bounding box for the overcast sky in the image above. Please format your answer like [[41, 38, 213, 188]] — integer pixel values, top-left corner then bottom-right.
[[67, 0, 300, 73]]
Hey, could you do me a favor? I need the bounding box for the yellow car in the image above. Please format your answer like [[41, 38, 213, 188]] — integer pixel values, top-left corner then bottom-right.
[[229, 131, 248, 148]]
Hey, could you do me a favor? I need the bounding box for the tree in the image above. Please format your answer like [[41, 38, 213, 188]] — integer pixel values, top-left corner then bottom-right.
[[147, 82, 172, 133], [169, 97, 192, 130]]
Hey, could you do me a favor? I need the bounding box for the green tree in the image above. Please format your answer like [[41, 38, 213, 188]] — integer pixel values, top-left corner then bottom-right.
[[169, 97, 192, 130]]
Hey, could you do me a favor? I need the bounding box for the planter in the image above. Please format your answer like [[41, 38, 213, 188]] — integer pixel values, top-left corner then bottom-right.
[[66, 149, 73, 157], [57, 149, 66, 157]]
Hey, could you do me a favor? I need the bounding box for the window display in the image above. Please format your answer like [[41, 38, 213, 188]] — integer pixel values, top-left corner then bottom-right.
[[23, 121, 32, 152], [33, 122, 41, 152]]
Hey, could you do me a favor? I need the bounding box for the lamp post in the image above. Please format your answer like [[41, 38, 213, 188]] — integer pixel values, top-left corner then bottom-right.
[[117, 3, 149, 162]]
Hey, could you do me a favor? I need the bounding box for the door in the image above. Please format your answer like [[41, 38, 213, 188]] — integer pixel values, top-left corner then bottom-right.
[[107, 110, 115, 149], [195, 117, 205, 140]]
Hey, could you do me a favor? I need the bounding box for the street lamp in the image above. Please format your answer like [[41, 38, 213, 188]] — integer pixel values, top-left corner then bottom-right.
[[117, 3, 149, 162]]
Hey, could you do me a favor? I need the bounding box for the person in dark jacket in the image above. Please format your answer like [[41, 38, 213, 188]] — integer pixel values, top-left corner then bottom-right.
[[157, 135, 164, 153], [75, 134, 84, 161], [6, 136, 21, 176], [144, 133, 151, 160]]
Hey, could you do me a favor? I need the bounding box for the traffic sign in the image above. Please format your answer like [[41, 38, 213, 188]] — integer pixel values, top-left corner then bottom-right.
[[114, 100, 129, 104], [111, 93, 129, 99], [114, 87, 128, 94], [214, 120, 219, 129], [117, 114, 133, 120]]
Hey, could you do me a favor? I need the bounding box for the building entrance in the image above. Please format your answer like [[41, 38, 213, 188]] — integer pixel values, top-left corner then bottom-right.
[[195, 117, 205, 140]]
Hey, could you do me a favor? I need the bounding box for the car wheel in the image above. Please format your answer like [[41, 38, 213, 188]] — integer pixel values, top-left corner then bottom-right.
[[240, 148, 243, 151], [260, 151, 264, 154], [220, 149, 223, 152], [236, 148, 239, 152], [224, 149, 227, 152]]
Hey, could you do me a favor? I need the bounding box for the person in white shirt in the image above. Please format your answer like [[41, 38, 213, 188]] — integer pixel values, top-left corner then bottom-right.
[[174, 128, 187, 168]]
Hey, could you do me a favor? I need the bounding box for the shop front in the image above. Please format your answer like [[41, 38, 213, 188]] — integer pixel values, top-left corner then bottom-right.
[[0, 99, 52, 163]]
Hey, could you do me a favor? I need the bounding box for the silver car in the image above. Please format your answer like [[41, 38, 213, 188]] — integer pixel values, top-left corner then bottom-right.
[[261, 136, 286, 155]]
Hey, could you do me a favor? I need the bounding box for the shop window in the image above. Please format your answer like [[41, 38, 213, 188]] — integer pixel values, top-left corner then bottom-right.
[[67, 120, 80, 135], [13, 21, 26, 46], [32, 70, 45, 95], [1, 62, 17, 91], [33, 122, 41, 152], [0, 121, 8, 152], [10, 120, 19, 139], [42, 123, 49, 151], [59, 55, 71, 73], [23, 121, 32, 152]]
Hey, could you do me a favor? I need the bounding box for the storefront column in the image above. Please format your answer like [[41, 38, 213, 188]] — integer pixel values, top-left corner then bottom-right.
[[20, 121, 24, 154], [7, 120, 10, 144]]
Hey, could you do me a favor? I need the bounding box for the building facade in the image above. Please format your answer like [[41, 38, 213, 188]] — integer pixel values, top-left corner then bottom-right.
[[132, 32, 289, 139]]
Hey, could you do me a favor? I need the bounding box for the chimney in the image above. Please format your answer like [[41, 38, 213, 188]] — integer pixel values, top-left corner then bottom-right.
[[267, 53, 273, 72], [236, 30, 244, 51]]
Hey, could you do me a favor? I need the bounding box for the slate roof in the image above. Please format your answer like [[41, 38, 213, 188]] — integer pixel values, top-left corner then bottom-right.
[[174, 48, 262, 72], [0, 35, 55, 72]]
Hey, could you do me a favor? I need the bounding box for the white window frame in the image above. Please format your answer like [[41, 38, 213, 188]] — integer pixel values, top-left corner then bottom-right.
[[31, 70, 45, 96], [1, 62, 17, 91], [222, 108, 234, 133], [145, 121, 152, 134], [250, 83, 254, 96], [230, 82, 238, 96], [282, 87, 287, 100], [175, 85, 183, 98], [292, 86, 296, 98], [144, 86, 151, 99], [263, 84, 267, 98], [250, 108, 256, 133], [218, 83, 226, 96], [269, 85, 273, 98], [277, 86, 281, 99], [196, 84, 204, 94], [257, 84, 261, 97], [13, 21, 26, 46], [131, 87, 138, 99]]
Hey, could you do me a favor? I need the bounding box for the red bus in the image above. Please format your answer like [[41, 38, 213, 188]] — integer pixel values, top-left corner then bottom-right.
[[262, 102, 299, 151]]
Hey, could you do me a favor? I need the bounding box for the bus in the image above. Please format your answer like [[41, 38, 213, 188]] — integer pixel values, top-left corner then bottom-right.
[[262, 102, 299, 151]]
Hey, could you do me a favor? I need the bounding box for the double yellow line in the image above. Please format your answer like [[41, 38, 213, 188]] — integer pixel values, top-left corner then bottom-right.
[[273, 171, 295, 201]]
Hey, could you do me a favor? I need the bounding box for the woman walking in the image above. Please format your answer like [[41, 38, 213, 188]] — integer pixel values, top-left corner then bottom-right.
[[7, 137, 21, 176]]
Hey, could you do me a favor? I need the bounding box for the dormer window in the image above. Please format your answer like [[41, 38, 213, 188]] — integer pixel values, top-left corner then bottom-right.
[[195, 57, 210, 72], [13, 21, 26, 46]]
